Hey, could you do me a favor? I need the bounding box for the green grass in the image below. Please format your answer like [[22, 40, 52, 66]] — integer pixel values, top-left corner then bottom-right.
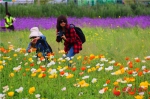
[[0, 3, 150, 19], [0, 27, 150, 99]]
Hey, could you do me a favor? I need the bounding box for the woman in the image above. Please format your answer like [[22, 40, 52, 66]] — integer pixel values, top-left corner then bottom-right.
[[26, 27, 53, 57], [4, 12, 15, 31], [56, 15, 82, 60]]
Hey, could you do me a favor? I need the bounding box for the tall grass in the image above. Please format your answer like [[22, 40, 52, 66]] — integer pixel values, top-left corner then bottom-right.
[[0, 3, 150, 19]]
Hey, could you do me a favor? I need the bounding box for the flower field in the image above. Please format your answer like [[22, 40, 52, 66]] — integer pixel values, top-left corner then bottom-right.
[[0, 16, 150, 30], [0, 16, 150, 99]]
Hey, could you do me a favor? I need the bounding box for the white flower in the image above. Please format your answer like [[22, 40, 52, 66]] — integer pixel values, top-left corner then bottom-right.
[[15, 48, 22, 52], [99, 88, 105, 94], [15, 87, 23, 93], [141, 60, 146, 63], [37, 61, 41, 65], [98, 67, 103, 71], [111, 72, 116, 75], [31, 68, 37, 73], [62, 54, 66, 57], [65, 57, 70, 61], [91, 78, 97, 83], [82, 76, 89, 79], [100, 58, 107, 62], [100, 64, 104, 67], [47, 61, 55, 67], [24, 62, 28, 65], [24, 53, 28, 56], [109, 60, 115, 64], [142, 66, 146, 70], [78, 92, 83, 96], [96, 63, 100, 66], [33, 55, 37, 58], [35, 94, 40, 98], [0, 93, 5, 99], [49, 69, 57, 74], [13, 65, 21, 72], [105, 66, 113, 71], [127, 84, 132, 87], [86, 66, 91, 68], [3, 85, 9, 93], [139, 92, 144, 95], [120, 80, 127, 83], [103, 83, 107, 86], [116, 78, 122, 82], [61, 87, 66, 91]]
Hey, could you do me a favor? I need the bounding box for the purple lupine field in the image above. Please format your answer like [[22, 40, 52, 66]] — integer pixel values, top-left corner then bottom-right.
[[0, 15, 150, 30]]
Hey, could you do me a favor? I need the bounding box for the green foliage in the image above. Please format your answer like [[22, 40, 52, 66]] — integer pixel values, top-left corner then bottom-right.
[[0, 3, 150, 19]]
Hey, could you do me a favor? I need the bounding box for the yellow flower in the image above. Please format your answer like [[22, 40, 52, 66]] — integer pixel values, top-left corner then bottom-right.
[[57, 66, 62, 71], [113, 81, 119, 86], [96, 65, 100, 69], [31, 73, 36, 77], [134, 95, 144, 99], [78, 80, 89, 87], [0, 65, 4, 71], [8, 91, 14, 97], [77, 56, 82, 60], [87, 69, 92, 73], [69, 60, 73, 63], [140, 81, 150, 89], [0, 61, 3, 64], [28, 58, 33, 62], [49, 74, 57, 78], [9, 73, 14, 77], [38, 73, 43, 78], [13, 54, 17, 57], [25, 68, 30, 71], [36, 68, 42, 72], [91, 67, 96, 71], [29, 87, 35, 94], [66, 74, 74, 79]]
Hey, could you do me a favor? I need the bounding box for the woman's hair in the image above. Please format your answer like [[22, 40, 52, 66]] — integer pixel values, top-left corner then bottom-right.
[[56, 15, 68, 31], [6, 12, 11, 16]]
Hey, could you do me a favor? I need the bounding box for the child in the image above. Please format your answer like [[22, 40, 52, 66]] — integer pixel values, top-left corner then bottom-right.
[[26, 27, 53, 57]]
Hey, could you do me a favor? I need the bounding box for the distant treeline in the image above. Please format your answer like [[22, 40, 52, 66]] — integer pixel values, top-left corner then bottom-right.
[[0, 3, 150, 19]]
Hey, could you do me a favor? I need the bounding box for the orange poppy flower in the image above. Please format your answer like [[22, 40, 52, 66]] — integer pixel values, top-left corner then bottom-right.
[[125, 57, 129, 60], [143, 69, 149, 72], [90, 55, 95, 60], [135, 58, 140, 62], [128, 88, 136, 95], [40, 57, 45, 61], [30, 63, 34, 67], [135, 68, 140, 72], [113, 86, 121, 96], [72, 67, 76, 71], [138, 71, 143, 76], [37, 52, 43, 57], [41, 67, 46, 72], [84, 56, 88, 60], [106, 80, 111, 84], [128, 70, 133, 75], [81, 66, 86, 71], [42, 74, 46, 78], [60, 71, 65, 75]]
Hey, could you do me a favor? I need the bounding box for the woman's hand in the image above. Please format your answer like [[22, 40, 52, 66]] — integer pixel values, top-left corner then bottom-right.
[[61, 35, 66, 41]]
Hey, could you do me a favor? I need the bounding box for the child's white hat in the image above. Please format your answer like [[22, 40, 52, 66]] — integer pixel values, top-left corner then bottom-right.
[[29, 27, 43, 38]]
